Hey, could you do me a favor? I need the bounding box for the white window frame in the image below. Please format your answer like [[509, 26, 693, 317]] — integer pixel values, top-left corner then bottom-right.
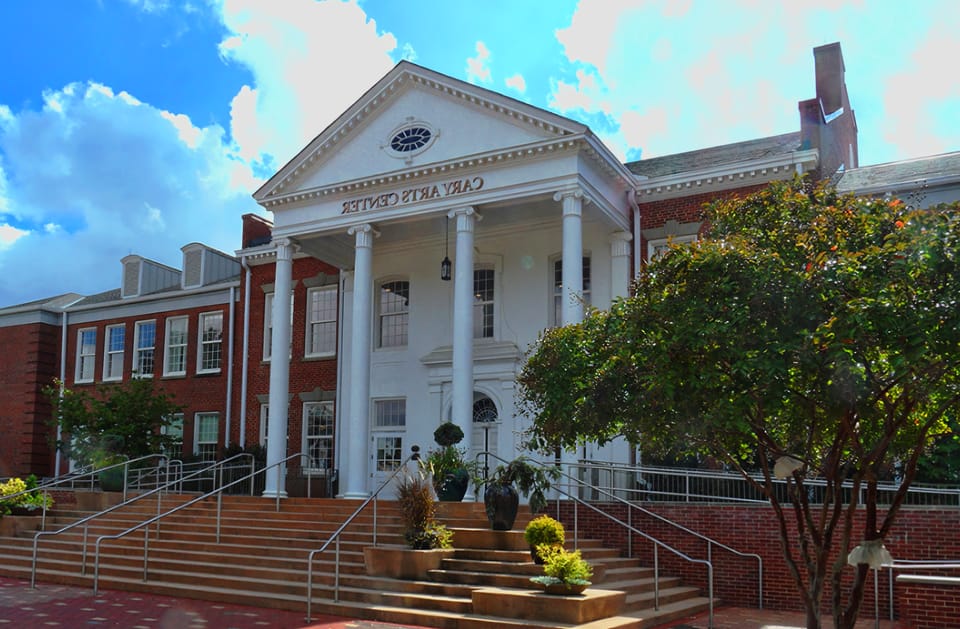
[[263, 292, 293, 361], [302, 401, 334, 475], [75, 327, 97, 383], [163, 316, 189, 377], [133, 320, 156, 378], [259, 404, 269, 446], [473, 266, 495, 340], [551, 254, 592, 327], [194, 412, 219, 462], [161, 413, 184, 455], [102, 324, 125, 381], [305, 286, 337, 358], [197, 311, 223, 374], [647, 234, 697, 259], [377, 278, 409, 349], [373, 398, 407, 428]]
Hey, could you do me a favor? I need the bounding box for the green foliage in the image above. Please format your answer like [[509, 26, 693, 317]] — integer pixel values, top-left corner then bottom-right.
[[395, 467, 452, 549], [524, 515, 565, 547], [531, 546, 592, 585], [478, 456, 560, 513], [433, 422, 465, 447], [45, 378, 183, 465], [518, 178, 960, 628], [0, 475, 54, 515]]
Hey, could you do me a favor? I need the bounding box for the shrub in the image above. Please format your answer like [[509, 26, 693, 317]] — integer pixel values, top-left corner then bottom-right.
[[524, 515, 565, 547], [530, 546, 593, 586]]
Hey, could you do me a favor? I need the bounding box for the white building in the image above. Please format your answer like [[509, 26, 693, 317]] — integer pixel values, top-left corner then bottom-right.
[[253, 61, 641, 497]]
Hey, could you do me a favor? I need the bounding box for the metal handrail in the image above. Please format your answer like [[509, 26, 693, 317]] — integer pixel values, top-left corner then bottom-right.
[[883, 559, 960, 622], [31, 453, 253, 588], [7, 454, 168, 534], [305, 450, 418, 622], [482, 452, 754, 629], [89, 452, 309, 594], [575, 460, 960, 506]]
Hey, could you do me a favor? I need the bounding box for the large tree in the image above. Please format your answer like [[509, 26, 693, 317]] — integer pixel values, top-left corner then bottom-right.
[[518, 179, 960, 629], [46, 377, 182, 466]]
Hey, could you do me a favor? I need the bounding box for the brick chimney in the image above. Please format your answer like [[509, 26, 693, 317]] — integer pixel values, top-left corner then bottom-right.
[[799, 42, 859, 180]]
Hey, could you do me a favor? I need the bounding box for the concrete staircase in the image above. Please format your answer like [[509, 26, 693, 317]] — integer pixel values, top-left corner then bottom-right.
[[0, 492, 711, 628]]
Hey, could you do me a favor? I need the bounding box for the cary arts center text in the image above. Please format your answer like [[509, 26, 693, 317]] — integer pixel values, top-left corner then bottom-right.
[[341, 176, 484, 214]]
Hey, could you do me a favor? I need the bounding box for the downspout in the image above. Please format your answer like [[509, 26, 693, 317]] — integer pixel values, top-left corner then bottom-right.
[[239, 257, 252, 448], [627, 188, 642, 280], [225, 285, 236, 449], [626, 187, 642, 468], [56, 310, 68, 476]]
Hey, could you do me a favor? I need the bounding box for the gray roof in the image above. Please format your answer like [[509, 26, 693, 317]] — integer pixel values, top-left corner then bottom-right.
[[0, 293, 84, 313], [626, 132, 802, 178], [836, 151, 960, 193]]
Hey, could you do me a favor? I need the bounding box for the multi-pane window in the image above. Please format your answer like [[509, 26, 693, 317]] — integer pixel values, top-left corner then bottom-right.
[[552, 256, 592, 326], [194, 413, 219, 461], [161, 413, 184, 455], [75, 328, 97, 383], [164, 316, 188, 376], [304, 402, 334, 474], [198, 312, 223, 373], [259, 404, 269, 447], [374, 399, 406, 428], [103, 325, 125, 381], [263, 292, 293, 360], [647, 234, 697, 259], [133, 320, 156, 377], [306, 286, 337, 356], [378, 280, 409, 348], [473, 268, 494, 339]]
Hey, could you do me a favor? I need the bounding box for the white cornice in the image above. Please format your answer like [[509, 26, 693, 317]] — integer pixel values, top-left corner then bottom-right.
[[256, 63, 584, 202], [260, 136, 586, 210], [66, 281, 239, 314], [635, 149, 820, 200]]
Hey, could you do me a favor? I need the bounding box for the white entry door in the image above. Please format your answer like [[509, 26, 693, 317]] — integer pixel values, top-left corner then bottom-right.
[[370, 432, 404, 492]]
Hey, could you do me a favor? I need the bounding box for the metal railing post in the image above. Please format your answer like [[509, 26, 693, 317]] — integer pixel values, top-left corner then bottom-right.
[[122, 462, 129, 502], [217, 491, 223, 543], [373, 496, 378, 547], [654, 543, 660, 609], [143, 525, 150, 582], [81, 523, 89, 575]]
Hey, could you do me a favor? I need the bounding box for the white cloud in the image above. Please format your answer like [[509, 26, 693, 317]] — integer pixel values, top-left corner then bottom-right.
[[466, 41, 492, 85], [882, 25, 960, 159], [0, 80, 258, 305], [0, 223, 29, 249], [123, 0, 171, 13], [505, 73, 527, 94], [217, 0, 399, 168]]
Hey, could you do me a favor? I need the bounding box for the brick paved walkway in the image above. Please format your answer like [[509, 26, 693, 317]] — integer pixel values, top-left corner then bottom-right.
[[0, 577, 425, 628]]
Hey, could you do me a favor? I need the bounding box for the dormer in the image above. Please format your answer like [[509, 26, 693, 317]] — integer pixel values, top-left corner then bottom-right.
[[121, 255, 182, 299], [181, 243, 241, 290]]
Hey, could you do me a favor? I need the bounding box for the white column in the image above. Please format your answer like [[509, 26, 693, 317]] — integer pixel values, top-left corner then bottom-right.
[[555, 189, 584, 326], [264, 238, 294, 498], [343, 224, 376, 498], [449, 207, 480, 498], [609, 231, 633, 300]]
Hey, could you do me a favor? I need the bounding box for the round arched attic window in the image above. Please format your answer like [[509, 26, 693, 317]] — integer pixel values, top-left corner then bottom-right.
[[385, 121, 436, 161]]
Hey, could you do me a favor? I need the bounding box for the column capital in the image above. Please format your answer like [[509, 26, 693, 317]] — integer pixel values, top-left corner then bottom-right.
[[609, 231, 633, 257], [553, 187, 584, 203], [554, 187, 586, 217], [347, 223, 379, 248], [448, 206, 482, 230], [273, 237, 298, 261]]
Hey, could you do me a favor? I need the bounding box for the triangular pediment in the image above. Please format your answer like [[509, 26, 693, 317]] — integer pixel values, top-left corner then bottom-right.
[[254, 62, 586, 202]]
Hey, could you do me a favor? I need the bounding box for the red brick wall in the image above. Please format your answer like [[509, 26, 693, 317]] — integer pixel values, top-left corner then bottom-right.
[[0, 321, 61, 477], [234, 257, 339, 465], [552, 503, 960, 627], [63, 303, 233, 458]]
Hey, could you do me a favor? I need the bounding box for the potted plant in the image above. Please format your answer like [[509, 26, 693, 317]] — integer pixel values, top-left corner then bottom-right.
[[395, 467, 453, 550], [420, 422, 475, 502], [476, 456, 559, 530], [363, 467, 455, 580], [524, 515, 565, 564], [529, 546, 593, 595]]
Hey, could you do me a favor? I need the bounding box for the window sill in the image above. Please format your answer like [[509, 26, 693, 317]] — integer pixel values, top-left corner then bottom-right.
[[303, 353, 336, 362], [161, 373, 187, 380]]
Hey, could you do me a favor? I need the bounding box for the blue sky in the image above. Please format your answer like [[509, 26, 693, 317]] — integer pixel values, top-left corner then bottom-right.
[[1, 0, 958, 306]]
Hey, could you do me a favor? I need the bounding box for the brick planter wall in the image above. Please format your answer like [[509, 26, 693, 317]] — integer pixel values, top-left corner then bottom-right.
[[552, 502, 960, 627]]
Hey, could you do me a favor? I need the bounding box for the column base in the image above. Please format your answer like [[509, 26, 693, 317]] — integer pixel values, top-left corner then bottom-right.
[[339, 491, 370, 499], [261, 490, 288, 499]]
